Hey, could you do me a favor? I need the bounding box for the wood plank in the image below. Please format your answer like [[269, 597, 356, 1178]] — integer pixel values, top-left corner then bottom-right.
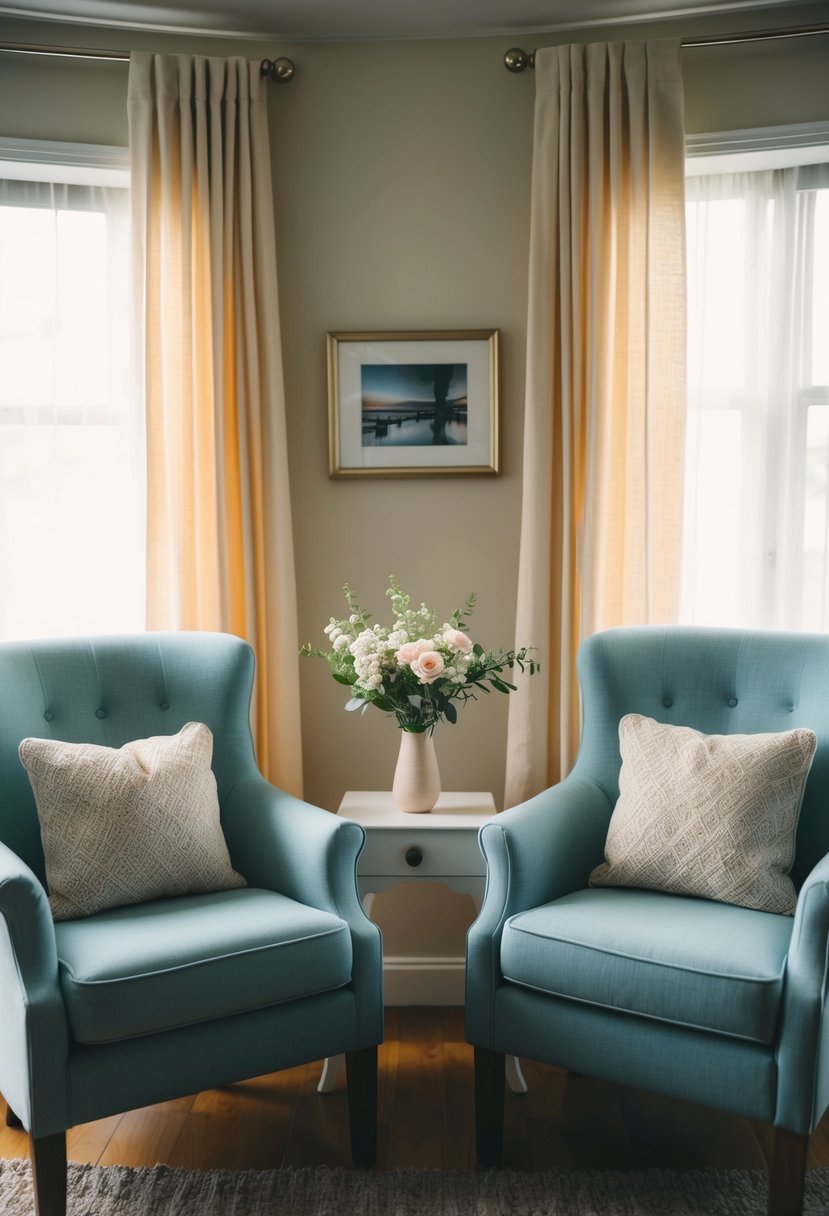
[[96, 1107, 189, 1168], [440, 1008, 475, 1170], [376, 1008, 401, 1169], [522, 1062, 632, 1171], [279, 1061, 351, 1169], [617, 1086, 767, 1171], [0, 1123, 29, 1161], [67, 1115, 124, 1165], [384, 1008, 445, 1168], [171, 1070, 305, 1171]]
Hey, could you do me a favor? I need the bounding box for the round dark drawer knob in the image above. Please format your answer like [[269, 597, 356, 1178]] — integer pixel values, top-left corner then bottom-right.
[[405, 846, 423, 868]]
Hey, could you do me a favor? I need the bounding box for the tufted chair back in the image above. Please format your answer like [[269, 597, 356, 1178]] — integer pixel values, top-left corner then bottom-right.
[[0, 632, 260, 883], [575, 627, 829, 888]]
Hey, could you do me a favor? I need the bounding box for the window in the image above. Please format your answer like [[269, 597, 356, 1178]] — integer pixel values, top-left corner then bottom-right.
[[680, 127, 829, 630], [0, 141, 145, 639]]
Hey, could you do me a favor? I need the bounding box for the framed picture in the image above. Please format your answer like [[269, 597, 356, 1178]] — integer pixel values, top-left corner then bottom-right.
[[327, 329, 499, 478]]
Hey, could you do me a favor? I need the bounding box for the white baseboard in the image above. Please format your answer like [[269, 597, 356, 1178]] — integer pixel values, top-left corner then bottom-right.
[[382, 955, 465, 1006]]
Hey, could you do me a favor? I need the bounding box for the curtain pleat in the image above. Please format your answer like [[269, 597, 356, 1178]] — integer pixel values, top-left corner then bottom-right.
[[505, 40, 687, 806], [129, 52, 302, 793]]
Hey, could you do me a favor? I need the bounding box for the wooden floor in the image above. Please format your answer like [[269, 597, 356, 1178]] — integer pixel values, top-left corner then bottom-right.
[[2, 1008, 829, 1175]]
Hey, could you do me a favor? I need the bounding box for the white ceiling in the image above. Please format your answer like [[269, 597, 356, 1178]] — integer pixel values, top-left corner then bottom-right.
[[0, 0, 816, 42]]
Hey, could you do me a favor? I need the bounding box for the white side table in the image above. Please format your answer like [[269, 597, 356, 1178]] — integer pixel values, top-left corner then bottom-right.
[[318, 791, 526, 1095]]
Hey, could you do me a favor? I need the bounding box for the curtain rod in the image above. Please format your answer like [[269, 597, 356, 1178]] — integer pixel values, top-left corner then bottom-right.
[[503, 21, 829, 72], [0, 41, 295, 80]]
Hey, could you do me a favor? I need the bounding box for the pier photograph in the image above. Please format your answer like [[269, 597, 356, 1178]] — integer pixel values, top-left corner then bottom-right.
[[361, 362, 468, 447]]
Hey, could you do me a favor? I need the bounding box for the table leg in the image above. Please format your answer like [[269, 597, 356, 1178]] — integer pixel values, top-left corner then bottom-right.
[[318, 1054, 344, 1093], [469, 895, 528, 1095], [319, 893, 378, 1094], [506, 1054, 527, 1093]]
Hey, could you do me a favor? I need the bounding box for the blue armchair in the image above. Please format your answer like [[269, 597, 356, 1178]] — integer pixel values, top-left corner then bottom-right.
[[467, 626, 829, 1216], [0, 632, 383, 1216]]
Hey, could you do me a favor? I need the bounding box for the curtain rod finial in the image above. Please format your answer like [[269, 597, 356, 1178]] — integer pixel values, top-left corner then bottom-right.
[[260, 56, 295, 82], [504, 47, 534, 73]]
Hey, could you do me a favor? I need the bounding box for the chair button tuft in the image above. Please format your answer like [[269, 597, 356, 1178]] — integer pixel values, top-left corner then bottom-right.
[[43, 710, 54, 722], [95, 708, 107, 719], [160, 700, 170, 711], [662, 697, 672, 708], [728, 697, 738, 708]]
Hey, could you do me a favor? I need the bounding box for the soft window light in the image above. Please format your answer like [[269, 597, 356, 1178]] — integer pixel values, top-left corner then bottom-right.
[[0, 166, 145, 640], [681, 165, 829, 631]]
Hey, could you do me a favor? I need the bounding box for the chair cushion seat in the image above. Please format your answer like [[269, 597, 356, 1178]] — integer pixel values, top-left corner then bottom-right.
[[55, 887, 353, 1045], [500, 887, 793, 1044]]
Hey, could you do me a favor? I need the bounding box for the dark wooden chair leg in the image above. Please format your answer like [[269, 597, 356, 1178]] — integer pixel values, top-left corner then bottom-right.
[[5, 1102, 22, 1128], [30, 1131, 67, 1216], [345, 1045, 377, 1166], [474, 1046, 505, 1167], [768, 1127, 809, 1216]]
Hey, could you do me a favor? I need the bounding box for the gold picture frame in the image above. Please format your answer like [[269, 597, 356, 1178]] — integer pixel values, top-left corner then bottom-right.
[[327, 329, 499, 478]]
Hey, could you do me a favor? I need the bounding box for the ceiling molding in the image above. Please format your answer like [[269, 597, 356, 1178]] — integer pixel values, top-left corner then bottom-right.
[[0, 0, 814, 43]]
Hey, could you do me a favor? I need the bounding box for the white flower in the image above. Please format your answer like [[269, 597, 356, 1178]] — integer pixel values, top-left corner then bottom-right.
[[333, 634, 350, 652]]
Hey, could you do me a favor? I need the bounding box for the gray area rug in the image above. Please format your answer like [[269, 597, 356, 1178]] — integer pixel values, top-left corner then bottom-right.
[[3, 1159, 829, 1215]]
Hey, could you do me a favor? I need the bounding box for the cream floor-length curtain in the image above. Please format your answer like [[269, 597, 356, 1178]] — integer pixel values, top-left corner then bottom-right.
[[505, 40, 687, 806], [129, 52, 302, 794]]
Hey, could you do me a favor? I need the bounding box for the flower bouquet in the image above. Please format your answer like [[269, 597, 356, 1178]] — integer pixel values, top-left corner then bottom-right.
[[301, 576, 536, 811]]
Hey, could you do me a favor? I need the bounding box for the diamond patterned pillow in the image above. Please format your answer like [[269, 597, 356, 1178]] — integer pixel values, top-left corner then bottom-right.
[[589, 714, 816, 915], [19, 722, 246, 921]]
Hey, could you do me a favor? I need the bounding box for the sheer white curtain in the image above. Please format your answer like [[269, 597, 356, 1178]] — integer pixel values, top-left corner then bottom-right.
[[0, 174, 144, 639], [681, 163, 829, 630]]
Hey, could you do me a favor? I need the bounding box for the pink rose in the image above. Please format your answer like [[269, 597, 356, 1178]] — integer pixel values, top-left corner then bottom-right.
[[411, 651, 445, 684], [396, 639, 433, 665], [443, 628, 473, 653]]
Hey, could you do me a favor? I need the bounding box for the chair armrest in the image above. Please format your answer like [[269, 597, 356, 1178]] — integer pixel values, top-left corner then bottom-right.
[[0, 843, 69, 1135], [776, 852, 829, 1133], [221, 777, 383, 1045], [465, 773, 613, 1047], [476, 773, 614, 929], [222, 776, 366, 916]]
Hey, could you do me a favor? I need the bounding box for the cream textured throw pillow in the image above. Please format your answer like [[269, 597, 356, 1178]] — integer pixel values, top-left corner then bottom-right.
[[589, 714, 816, 915], [19, 722, 246, 921]]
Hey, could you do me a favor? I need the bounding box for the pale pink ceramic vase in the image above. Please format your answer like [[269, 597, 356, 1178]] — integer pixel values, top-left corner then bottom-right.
[[392, 730, 441, 814]]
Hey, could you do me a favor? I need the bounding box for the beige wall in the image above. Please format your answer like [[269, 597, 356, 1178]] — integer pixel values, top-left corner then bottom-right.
[[1, 5, 827, 966]]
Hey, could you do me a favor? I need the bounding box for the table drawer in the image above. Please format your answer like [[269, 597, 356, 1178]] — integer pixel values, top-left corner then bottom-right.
[[358, 828, 486, 879]]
